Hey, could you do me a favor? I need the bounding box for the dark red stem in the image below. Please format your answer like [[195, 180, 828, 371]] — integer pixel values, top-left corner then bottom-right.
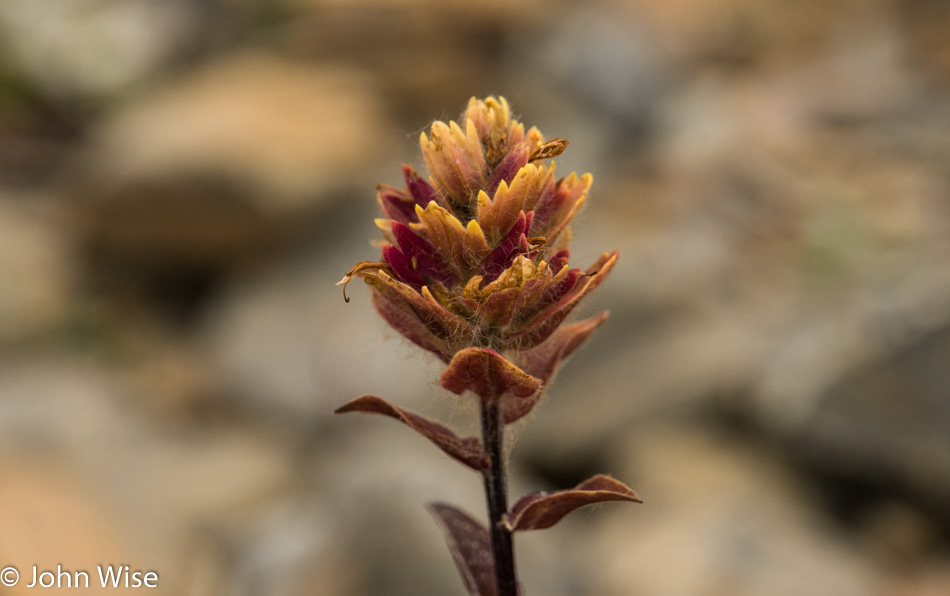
[[480, 399, 518, 596]]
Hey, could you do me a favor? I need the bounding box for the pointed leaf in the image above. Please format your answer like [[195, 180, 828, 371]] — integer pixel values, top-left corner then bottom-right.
[[441, 348, 541, 402], [428, 503, 497, 596], [335, 395, 487, 471], [503, 475, 642, 532]]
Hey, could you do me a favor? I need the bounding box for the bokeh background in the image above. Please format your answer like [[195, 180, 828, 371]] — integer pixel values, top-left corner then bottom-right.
[[2, 0, 950, 594]]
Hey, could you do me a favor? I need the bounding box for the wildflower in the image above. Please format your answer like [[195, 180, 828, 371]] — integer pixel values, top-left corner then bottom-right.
[[336, 97, 638, 596], [338, 96, 618, 420]]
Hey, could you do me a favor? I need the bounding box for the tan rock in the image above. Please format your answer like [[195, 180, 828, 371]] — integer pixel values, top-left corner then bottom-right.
[[76, 52, 387, 267], [0, 200, 73, 344], [0, 455, 141, 595]]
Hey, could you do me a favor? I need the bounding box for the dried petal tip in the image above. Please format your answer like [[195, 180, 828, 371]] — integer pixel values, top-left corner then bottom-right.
[[529, 138, 569, 162], [337, 260, 386, 302]]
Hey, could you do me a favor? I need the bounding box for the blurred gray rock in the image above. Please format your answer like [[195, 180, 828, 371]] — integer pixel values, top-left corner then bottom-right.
[[764, 318, 950, 514], [0, 0, 201, 101], [198, 246, 449, 423], [1, 1, 949, 594], [0, 357, 298, 594], [581, 423, 882, 596]]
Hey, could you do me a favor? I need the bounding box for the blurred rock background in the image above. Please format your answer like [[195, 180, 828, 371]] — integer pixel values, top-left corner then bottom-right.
[[1, 0, 949, 594]]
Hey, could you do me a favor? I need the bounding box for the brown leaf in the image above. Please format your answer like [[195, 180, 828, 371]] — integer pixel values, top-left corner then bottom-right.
[[503, 475, 641, 532], [428, 503, 498, 596], [513, 311, 609, 387], [502, 309, 608, 424], [440, 348, 541, 401], [335, 395, 487, 471]]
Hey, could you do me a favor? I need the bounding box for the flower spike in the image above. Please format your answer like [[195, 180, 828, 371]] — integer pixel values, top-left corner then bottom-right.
[[337, 97, 636, 596]]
